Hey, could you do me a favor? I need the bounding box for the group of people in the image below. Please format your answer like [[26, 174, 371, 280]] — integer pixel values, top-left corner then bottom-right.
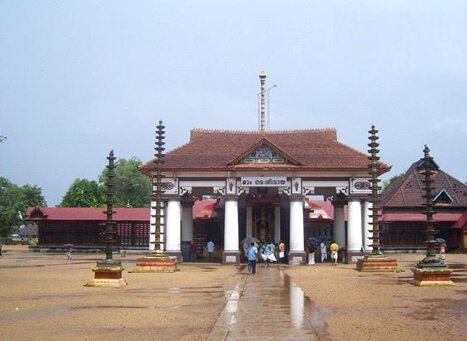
[[308, 240, 340, 266], [199, 238, 340, 267], [246, 240, 287, 274]]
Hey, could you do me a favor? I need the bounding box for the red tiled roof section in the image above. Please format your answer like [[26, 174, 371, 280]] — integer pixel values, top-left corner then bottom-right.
[[453, 209, 467, 228], [140, 128, 385, 172], [26, 207, 150, 221], [26, 201, 223, 221], [381, 212, 462, 222], [381, 160, 467, 208]]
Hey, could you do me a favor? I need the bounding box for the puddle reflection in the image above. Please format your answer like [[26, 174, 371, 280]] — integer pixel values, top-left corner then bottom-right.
[[224, 283, 241, 327], [209, 267, 327, 339], [289, 281, 305, 328]]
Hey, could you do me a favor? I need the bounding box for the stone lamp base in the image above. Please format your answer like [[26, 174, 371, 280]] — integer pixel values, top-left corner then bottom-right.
[[356, 254, 398, 272], [86, 259, 127, 288]]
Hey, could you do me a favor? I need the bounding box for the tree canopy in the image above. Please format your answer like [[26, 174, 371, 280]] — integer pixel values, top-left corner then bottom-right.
[[59, 178, 104, 207], [59, 157, 151, 208], [0, 177, 46, 237], [98, 157, 151, 208]]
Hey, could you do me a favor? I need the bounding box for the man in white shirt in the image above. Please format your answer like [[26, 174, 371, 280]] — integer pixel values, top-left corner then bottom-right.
[[207, 240, 215, 262]]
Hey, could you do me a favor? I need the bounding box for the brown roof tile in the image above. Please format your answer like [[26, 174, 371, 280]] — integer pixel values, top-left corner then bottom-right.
[[381, 160, 467, 208], [141, 128, 388, 173]]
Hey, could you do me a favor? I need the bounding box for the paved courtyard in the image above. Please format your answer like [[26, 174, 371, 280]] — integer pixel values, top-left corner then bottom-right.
[[0, 245, 466, 340]]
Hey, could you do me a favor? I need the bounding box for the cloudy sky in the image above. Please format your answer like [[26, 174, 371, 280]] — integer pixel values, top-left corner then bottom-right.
[[1, 1, 466, 206]]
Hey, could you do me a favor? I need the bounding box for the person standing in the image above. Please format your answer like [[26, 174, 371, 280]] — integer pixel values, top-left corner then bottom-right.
[[207, 240, 215, 262], [320, 241, 327, 263], [242, 242, 249, 261], [261, 242, 272, 267], [268, 241, 277, 263], [439, 243, 446, 261], [190, 241, 197, 262], [247, 242, 258, 274], [278, 240, 286, 264], [330, 241, 339, 266]]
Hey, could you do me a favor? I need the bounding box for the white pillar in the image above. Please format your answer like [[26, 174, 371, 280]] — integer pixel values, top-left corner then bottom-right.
[[289, 197, 305, 252], [181, 204, 194, 242], [224, 198, 239, 251], [224, 196, 240, 264], [362, 200, 373, 252], [246, 206, 253, 238], [166, 198, 181, 253], [347, 198, 362, 252], [333, 205, 346, 247], [274, 205, 281, 243]]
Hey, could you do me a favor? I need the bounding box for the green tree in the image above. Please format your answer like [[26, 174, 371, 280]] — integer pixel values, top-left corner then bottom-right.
[[99, 157, 151, 207], [59, 178, 105, 207], [0, 177, 46, 237]]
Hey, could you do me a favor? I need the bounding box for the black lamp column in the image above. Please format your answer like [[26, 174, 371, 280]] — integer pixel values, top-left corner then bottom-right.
[[412, 145, 453, 286], [418, 145, 443, 267], [105, 150, 117, 260], [134, 120, 178, 272], [86, 150, 127, 287], [356, 125, 398, 272]]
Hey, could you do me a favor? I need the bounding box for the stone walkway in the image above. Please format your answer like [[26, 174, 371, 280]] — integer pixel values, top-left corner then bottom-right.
[[208, 264, 326, 340]]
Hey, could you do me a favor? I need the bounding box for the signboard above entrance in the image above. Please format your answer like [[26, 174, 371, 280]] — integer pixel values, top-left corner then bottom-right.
[[241, 177, 287, 187]]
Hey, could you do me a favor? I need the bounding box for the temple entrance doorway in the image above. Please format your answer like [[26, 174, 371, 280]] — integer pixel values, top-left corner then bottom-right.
[[252, 205, 275, 243]]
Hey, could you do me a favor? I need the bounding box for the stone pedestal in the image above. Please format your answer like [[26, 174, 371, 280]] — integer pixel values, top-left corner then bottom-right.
[[356, 254, 398, 272], [288, 251, 307, 265], [86, 259, 127, 288], [166, 251, 183, 264], [344, 250, 365, 264], [133, 253, 178, 273], [411, 255, 454, 286], [222, 250, 241, 265], [412, 267, 454, 286]]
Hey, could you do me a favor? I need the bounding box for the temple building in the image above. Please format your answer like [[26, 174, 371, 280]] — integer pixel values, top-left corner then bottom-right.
[[32, 72, 447, 262], [139, 118, 385, 263], [138, 72, 389, 264]]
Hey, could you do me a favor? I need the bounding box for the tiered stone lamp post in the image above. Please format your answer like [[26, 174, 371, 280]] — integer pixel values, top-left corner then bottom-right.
[[86, 150, 127, 287], [356, 125, 398, 272], [412, 146, 453, 286], [134, 121, 178, 273]]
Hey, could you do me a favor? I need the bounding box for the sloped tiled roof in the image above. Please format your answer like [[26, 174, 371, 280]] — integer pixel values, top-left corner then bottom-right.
[[26, 207, 150, 221], [192, 199, 220, 220], [381, 212, 462, 222], [26, 201, 221, 222], [453, 209, 467, 228], [381, 160, 467, 208], [140, 128, 389, 173], [304, 198, 334, 220]]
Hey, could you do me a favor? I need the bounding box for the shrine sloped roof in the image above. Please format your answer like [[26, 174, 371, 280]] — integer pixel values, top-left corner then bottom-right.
[[26, 207, 150, 221], [26, 202, 221, 221], [453, 209, 467, 228], [140, 128, 388, 173], [381, 160, 467, 208]]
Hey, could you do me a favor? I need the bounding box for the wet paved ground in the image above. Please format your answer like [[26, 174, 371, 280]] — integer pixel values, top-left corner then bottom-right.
[[208, 264, 326, 340]]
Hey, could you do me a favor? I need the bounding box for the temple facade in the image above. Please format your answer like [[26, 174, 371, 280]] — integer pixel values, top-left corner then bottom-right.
[[140, 127, 387, 264]]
